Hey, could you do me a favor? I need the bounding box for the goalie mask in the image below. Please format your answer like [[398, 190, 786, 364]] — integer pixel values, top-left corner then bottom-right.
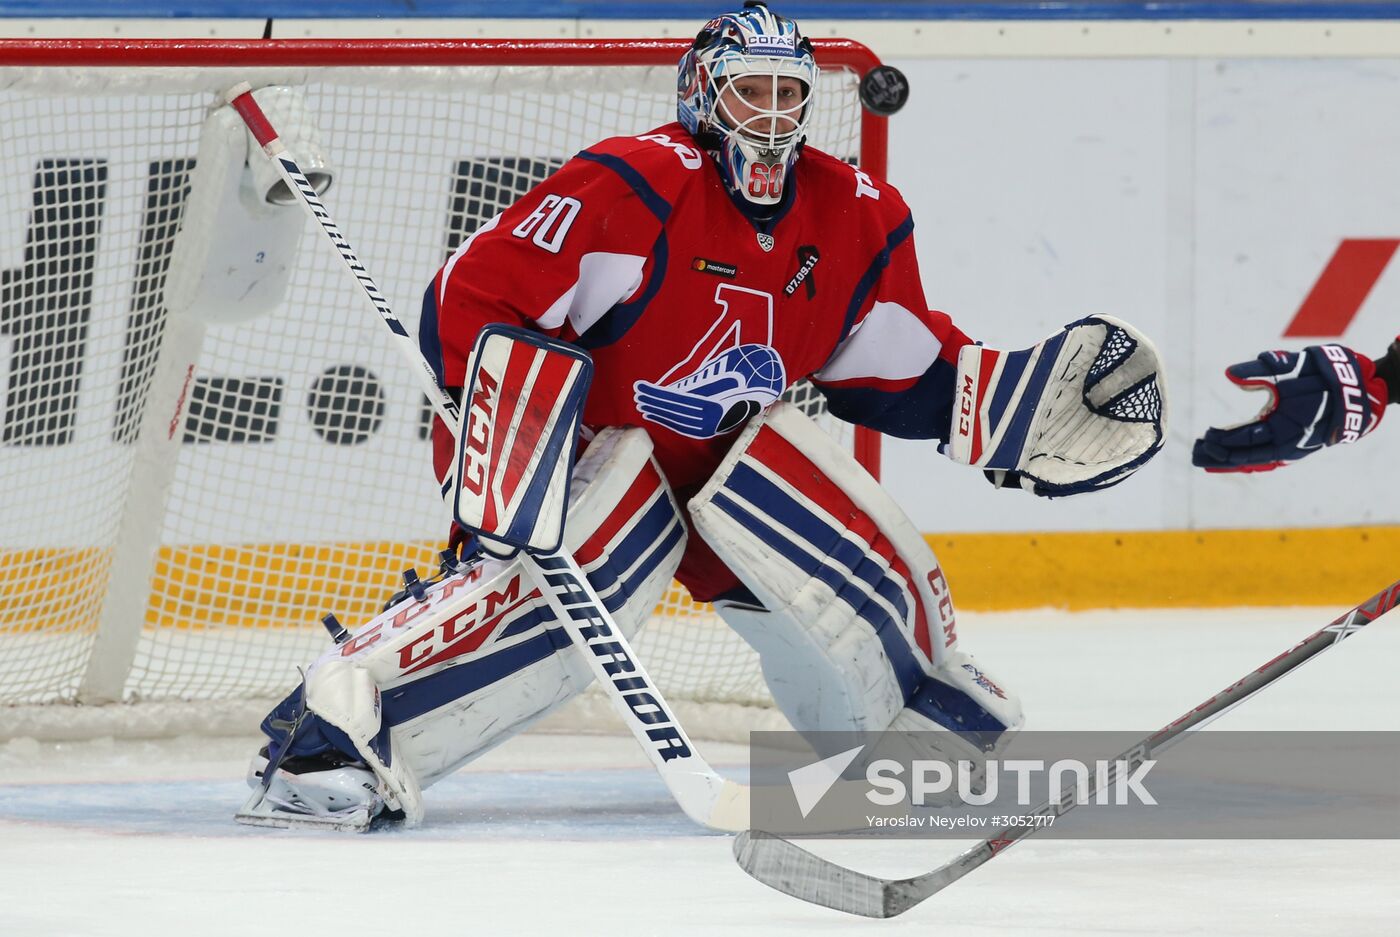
[[677, 1, 818, 206]]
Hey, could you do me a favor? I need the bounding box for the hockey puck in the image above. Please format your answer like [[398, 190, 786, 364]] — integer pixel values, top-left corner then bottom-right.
[[858, 65, 910, 116]]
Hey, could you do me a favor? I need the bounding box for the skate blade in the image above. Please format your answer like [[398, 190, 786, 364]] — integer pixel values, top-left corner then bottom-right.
[[234, 787, 373, 833]]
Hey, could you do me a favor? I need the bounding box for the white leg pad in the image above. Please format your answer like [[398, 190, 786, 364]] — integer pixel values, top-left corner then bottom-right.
[[303, 658, 425, 824], [691, 403, 1023, 748], [297, 426, 685, 816], [715, 600, 903, 733], [890, 649, 1024, 750]]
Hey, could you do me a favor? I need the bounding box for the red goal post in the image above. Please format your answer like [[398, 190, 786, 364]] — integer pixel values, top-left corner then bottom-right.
[[0, 37, 888, 736]]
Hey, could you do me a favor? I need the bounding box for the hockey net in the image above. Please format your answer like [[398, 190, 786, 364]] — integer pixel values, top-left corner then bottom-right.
[[0, 39, 886, 740]]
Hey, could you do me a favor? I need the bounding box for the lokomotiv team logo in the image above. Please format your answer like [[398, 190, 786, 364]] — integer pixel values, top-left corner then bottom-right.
[[633, 283, 787, 438]]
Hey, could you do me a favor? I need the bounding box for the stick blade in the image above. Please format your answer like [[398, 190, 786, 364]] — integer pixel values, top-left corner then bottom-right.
[[732, 831, 900, 918]]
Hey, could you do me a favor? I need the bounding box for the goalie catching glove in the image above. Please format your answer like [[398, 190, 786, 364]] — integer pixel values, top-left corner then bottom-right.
[[948, 315, 1168, 497]]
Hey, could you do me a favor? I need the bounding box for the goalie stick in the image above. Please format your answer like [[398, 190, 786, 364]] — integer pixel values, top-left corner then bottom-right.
[[224, 82, 750, 832], [733, 576, 1400, 918]]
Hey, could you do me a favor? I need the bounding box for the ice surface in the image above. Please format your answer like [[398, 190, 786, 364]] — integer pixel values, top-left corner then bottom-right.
[[2, 607, 1397, 936]]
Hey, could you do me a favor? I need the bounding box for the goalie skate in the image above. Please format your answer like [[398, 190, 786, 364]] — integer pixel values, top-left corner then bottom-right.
[[235, 749, 388, 833]]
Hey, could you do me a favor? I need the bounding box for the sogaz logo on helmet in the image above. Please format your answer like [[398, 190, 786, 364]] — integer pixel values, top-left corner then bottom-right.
[[747, 35, 797, 57]]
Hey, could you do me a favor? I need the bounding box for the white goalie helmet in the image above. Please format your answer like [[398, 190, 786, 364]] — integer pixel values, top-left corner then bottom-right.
[[677, 1, 819, 205]]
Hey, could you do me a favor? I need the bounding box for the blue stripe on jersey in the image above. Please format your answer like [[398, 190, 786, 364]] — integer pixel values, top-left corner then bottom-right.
[[575, 231, 669, 351], [419, 281, 447, 388], [816, 356, 960, 441], [577, 150, 672, 223], [571, 151, 673, 348], [707, 490, 924, 702], [380, 629, 561, 726], [839, 212, 914, 344], [569, 149, 681, 350]]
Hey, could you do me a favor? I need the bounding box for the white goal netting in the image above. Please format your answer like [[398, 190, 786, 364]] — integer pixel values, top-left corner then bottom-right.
[[0, 41, 882, 738]]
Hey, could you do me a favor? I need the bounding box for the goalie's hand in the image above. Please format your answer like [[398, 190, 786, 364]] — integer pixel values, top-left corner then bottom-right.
[[1192, 344, 1387, 473], [949, 315, 1168, 498]]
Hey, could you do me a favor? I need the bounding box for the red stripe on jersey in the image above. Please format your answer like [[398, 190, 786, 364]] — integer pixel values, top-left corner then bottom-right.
[[574, 459, 664, 568], [748, 425, 933, 662]]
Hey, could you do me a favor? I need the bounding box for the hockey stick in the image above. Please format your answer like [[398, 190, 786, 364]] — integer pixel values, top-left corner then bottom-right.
[[224, 83, 749, 832], [733, 577, 1400, 917]]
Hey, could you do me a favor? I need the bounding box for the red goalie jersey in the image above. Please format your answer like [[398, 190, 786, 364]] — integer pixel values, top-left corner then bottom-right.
[[422, 123, 974, 601]]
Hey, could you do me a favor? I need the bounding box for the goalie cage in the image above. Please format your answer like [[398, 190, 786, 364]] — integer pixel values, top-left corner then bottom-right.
[[0, 38, 885, 741]]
